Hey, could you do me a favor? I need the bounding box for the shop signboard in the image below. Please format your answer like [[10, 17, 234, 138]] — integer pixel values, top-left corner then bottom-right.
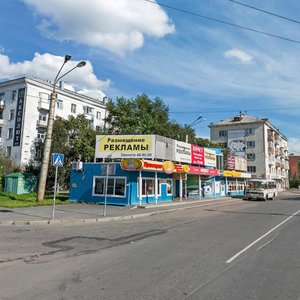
[[227, 154, 235, 170], [204, 148, 216, 167], [188, 166, 220, 176], [223, 170, 242, 177], [95, 135, 155, 159], [191, 145, 205, 165], [174, 141, 191, 163]]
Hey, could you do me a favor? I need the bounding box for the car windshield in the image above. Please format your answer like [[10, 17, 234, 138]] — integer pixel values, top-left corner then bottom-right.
[[248, 181, 266, 190]]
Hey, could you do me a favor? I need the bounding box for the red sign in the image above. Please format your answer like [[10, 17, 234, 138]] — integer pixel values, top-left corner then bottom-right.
[[191, 145, 204, 165], [227, 154, 235, 170], [188, 166, 220, 176]]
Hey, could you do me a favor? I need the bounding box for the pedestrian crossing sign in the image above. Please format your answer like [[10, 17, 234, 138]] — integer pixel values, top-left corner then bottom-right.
[[52, 153, 64, 167]]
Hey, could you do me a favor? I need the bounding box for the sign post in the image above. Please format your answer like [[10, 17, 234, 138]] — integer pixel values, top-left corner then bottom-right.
[[52, 153, 64, 219]]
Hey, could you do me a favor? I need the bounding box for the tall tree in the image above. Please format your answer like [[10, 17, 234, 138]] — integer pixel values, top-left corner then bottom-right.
[[105, 94, 197, 140], [48, 115, 98, 190]]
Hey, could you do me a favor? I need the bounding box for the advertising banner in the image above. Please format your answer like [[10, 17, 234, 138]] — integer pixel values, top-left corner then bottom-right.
[[95, 135, 155, 159], [204, 148, 216, 167], [188, 166, 220, 176], [227, 154, 235, 170], [191, 145, 205, 165], [235, 156, 247, 171], [174, 141, 191, 163], [228, 130, 245, 157]]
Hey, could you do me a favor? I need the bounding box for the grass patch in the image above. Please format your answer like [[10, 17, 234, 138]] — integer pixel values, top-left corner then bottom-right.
[[0, 192, 70, 208]]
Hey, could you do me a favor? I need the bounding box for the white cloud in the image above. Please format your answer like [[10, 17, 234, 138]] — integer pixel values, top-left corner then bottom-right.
[[0, 53, 109, 99], [23, 0, 175, 55], [224, 48, 253, 64]]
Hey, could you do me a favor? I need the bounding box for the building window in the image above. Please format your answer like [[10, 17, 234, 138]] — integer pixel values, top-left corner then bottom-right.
[[166, 179, 173, 195], [138, 178, 161, 196], [0, 92, 5, 101], [96, 126, 101, 132], [37, 129, 46, 140], [39, 113, 47, 122], [96, 111, 101, 119], [71, 103, 76, 113], [93, 177, 126, 197], [219, 130, 227, 137], [246, 128, 255, 135], [246, 141, 255, 148], [0, 127, 2, 138], [7, 128, 13, 139], [88, 119, 94, 129], [247, 153, 256, 161], [57, 99, 63, 110], [9, 109, 15, 121], [12, 90, 17, 101], [35, 147, 42, 159], [247, 166, 256, 173], [83, 106, 93, 115], [6, 146, 12, 157]]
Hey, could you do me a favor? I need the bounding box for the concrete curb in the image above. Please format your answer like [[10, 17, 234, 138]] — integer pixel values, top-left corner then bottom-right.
[[0, 198, 240, 226]]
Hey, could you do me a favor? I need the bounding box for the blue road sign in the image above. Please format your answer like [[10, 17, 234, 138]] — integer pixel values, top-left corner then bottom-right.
[[52, 153, 64, 167]]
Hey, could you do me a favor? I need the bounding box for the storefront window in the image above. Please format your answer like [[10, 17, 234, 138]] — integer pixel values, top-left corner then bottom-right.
[[93, 177, 126, 197], [167, 179, 172, 194], [139, 178, 161, 196]]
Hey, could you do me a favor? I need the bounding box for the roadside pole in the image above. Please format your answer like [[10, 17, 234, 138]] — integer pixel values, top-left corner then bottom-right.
[[52, 165, 58, 219], [103, 162, 109, 217], [51, 153, 64, 219]]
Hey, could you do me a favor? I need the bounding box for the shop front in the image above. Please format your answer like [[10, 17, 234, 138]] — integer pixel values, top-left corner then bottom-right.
[[69, 134, 226, 205], [222, 170, 251, 196]]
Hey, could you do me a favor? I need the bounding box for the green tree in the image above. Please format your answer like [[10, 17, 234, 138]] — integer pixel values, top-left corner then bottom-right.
[[0, 148, 20, 191], [105, 94, 199, 141], [47, 115, 98, 190]]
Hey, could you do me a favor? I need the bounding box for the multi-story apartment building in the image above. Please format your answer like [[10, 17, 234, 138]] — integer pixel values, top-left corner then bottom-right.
[[209, 114, 289, 190], [0, 77, 107, 166]]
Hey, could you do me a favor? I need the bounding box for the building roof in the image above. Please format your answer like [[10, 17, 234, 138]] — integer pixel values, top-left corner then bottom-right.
[[209, 114, 265, 126], [209, 114, 288, 140]]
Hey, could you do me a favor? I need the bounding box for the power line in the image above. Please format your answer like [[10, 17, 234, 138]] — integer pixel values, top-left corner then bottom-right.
[[229, 0, 300, 25], [170, 106, 300, 114], [144, 0, 300, 45]]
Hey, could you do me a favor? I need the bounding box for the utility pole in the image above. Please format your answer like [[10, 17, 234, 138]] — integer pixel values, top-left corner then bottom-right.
[[37, 55, 86, 202]]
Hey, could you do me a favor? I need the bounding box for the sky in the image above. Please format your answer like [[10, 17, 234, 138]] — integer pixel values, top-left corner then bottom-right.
[[1, 0, 300, 152]]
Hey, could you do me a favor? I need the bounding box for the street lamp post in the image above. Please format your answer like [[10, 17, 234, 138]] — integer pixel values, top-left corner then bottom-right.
[[37, 55, 86, 202], [185, 115, 205, 143]]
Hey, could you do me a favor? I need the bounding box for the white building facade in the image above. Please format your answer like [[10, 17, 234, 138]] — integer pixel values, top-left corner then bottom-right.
[[209, 114, 289, 190], [0, 77, 107, 166]]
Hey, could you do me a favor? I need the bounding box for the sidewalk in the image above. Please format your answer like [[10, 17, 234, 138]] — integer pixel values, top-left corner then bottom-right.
[[0, 196, 237, 226]]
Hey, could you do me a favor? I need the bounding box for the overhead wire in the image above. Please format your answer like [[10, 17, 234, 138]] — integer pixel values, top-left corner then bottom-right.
[[170, 106, 300, 114], [228, 0, 300, 25], [144, 0, 300, 45]]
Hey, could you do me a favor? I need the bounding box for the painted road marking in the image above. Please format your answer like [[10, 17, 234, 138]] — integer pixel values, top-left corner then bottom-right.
[[226, 209, 300, 263]]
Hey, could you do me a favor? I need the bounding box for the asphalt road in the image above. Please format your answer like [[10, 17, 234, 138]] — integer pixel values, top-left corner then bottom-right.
[[1, 191, 300, 300]]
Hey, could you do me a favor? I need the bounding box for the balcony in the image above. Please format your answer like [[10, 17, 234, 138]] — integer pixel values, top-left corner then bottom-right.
[[0, 119, 3, 126], [34, 137, 44, 144], [37, 120, 47, 127], [275, 162, 281, 168], [268, 147, 274, 153], [268, 159, 275, 165], [267, 135, 274, 141], [84, 113, 94, 120], [38, 100, 50, 110]]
